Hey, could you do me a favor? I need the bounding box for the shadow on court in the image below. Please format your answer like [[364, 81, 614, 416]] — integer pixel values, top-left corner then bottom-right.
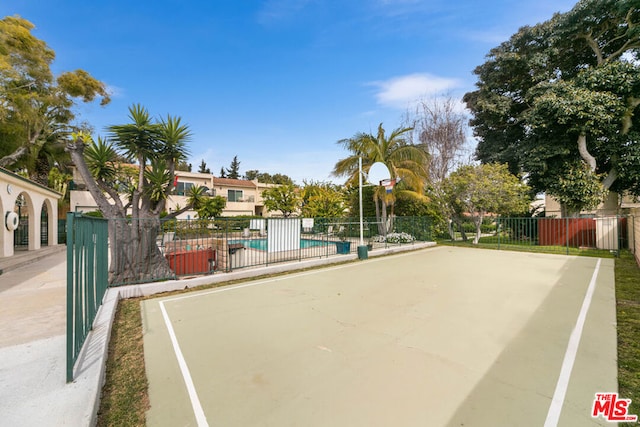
[[141, 247, 617, 427], [445, 256, 616, 427]]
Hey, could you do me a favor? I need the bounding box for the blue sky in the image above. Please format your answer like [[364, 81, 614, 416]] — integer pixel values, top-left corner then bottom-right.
[[3, 0, 577, 183]]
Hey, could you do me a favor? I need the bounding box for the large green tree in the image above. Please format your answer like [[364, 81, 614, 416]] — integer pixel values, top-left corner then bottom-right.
[[198, 159, 211, 174], [333, 123, 429, 232], [261, 184, 301, 218], [244, 169, 294, 185], [196, 196, 226, 219], [464, 0, 640, 214], [226, 155, 241, 179], [300, 181, 345, 218], [443, 163, 531, 244], [67, 104, 192, 284], [0, 16, 110, 181]]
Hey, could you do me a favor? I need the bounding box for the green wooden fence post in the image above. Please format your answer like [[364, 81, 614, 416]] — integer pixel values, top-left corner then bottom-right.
[[66, 212, 75, 382]]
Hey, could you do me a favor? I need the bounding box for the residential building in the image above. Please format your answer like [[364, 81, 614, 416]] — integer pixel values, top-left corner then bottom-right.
[[70, 168, 279, 217], [544, 192, 640, 217], [0, 167, 60, 258]]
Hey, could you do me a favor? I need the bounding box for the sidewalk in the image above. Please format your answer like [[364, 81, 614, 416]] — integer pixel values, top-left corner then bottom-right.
[[0, 244, 65, 276], [0, 246, 100, 426]]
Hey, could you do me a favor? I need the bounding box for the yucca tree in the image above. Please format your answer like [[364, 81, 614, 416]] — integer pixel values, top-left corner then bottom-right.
[[333, 123, 429, 232], [108, 104, 161, 218], [186, 185, 208, 211], [67, 104, 193, 284]]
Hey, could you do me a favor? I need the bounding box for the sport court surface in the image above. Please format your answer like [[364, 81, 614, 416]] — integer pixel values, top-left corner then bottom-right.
[[141, 246, 617, 426]]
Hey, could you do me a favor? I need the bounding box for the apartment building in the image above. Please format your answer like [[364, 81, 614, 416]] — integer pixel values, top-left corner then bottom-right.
[[544, 192, 640, 217], [70, 168, 278, 217]]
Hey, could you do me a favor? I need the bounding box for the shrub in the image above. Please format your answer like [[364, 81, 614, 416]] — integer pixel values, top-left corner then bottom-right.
[[372, 232, 415, 244]]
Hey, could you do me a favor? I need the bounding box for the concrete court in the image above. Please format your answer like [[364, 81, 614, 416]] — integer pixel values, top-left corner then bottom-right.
[[142, 246, 618, 427]]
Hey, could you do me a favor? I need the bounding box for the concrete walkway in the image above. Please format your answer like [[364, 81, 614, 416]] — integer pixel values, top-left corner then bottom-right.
[[0, 247, 103, 426], [0, 245, 106, 427]]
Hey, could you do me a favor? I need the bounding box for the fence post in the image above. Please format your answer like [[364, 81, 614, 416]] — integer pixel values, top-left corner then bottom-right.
[[565, 216, 569, 255], [66, 212, 75, 383]]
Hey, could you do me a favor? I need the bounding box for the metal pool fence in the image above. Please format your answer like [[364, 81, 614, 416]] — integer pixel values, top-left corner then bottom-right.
[[446, 216, 631, 257], [149, 216, 432, 278]]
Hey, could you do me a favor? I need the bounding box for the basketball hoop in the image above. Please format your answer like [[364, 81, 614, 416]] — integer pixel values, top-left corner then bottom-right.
[[381, 179, 395, 194], [367, 162, 391, 185]]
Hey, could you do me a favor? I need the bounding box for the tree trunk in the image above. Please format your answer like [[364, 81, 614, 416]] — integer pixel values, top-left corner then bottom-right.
[[577, 133, 597, 172], [67, 137, 175, 285], [380, 198, 388, 237], [374, 194, 384, 235], [602, 167, 618, 191], [447, 219, 456, 240], [452, 218, 467, 241], [473, 213, 484, 244], [108, 217, 174, 285]]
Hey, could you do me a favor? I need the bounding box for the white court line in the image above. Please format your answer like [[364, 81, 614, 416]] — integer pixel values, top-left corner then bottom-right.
[[544, 258, 602, 427], [159, 300, 209, 427]]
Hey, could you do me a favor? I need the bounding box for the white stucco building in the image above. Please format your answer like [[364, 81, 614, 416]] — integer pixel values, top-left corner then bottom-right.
[[0, 167, 60, 258]]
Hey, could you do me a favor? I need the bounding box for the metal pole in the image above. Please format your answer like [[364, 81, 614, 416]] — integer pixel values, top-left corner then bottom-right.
[[359, 156, 364, 246]]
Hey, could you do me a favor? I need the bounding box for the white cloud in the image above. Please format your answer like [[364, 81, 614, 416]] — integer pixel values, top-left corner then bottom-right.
[[370, 73, 461, 109]]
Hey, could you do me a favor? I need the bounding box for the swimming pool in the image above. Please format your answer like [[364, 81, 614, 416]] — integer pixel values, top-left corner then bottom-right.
[[228, 238, 330, 251]]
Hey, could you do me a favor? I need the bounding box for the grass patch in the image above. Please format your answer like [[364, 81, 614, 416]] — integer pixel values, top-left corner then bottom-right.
[[96, 298, 148, 427], [615, 250, 640, 425], [438, 238, 616, 258]]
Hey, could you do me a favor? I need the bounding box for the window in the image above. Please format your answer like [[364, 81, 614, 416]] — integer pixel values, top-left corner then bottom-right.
[[176, 182, 194, 196], [228, 189, 243, 202]]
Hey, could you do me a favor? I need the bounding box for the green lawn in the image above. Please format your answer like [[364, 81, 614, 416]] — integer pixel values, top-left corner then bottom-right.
[[615, 251, 640, 425], [440, 236, 616, 258]]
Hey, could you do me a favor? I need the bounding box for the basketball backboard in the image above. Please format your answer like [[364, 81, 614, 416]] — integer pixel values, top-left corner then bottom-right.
[[366, 162, 390, 185]]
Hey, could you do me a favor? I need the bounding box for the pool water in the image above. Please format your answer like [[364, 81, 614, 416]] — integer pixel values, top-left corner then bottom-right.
[[228, 238, 329, 251]]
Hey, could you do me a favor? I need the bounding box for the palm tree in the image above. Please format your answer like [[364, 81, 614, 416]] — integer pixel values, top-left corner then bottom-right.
[[186, 185, 208, 211], [158, 115, 191, 208], [108, 104, 161, 217], [68, 104, 193, 284], [333, 123, 429, 231]]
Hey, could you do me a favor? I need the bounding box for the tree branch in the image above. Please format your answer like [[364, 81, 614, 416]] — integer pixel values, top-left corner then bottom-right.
[[622, 97, 640, 134], [577, 133, 597, 172], [162, 203, 193, 220], [602, 167, 618, 190], [66, 137, 121, 217], [0, 146, 28, 168], [580, 32, 604, 65]]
